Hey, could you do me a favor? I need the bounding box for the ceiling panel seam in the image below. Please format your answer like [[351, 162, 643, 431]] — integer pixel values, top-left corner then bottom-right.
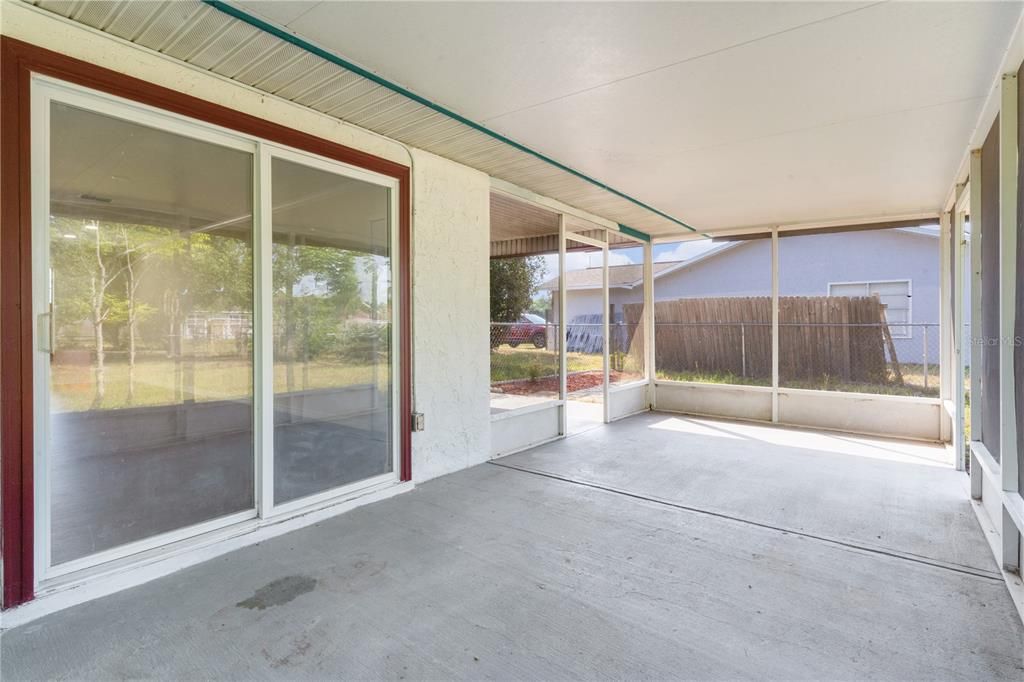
[[201, 0, 693, 235], [479, 0, 888, 125]]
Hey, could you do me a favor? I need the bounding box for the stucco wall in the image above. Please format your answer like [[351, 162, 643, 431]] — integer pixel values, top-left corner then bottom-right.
[[552, 286, 645, 324], [778, 230, 940, 363], [410, 150, 491, 481], [552, 288, 605, 323], [657, 242, 772, 299], [3, 3, 491, 484]]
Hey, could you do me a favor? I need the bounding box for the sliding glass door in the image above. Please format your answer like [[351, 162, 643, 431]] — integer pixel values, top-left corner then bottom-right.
[[37, 88, 258, 574], [33, 77, 399, 582], [269, 153, 395, 508]]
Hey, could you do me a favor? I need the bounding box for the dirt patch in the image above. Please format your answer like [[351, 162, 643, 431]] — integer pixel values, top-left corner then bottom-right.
[[494, 370, 623, 396], [237, 575, 317, 610]]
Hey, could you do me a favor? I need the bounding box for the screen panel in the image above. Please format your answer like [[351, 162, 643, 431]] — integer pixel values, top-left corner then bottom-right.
[[653, 237, 772, 387], [980, 118, 1001, 462]]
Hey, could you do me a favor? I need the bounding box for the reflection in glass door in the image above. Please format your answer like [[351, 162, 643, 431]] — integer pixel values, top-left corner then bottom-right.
[[32, 78, 402, 585], [270, 153, 395, 507], [37, 89, 257, 573]]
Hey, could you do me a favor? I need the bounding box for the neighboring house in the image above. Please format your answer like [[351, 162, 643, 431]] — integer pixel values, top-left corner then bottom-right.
[[542, 228, 943, 364]]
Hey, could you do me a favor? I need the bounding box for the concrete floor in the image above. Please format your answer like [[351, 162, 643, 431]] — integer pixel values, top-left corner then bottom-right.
[[567, 399, 604, 435], [3, 413, 1022, 680]]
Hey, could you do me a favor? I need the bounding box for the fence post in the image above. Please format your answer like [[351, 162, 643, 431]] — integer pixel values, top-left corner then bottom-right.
[[771, 229, 779, 422], [923, 325, 929, 391], [740, 323, 747, 378]]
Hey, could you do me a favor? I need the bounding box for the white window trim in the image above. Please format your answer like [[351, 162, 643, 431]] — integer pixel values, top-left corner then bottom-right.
[[827, 279, 913, 340]]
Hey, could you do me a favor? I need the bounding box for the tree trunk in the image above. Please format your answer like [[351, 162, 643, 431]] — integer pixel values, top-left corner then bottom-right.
[[182, 236, 195, 403], [91, 275, 106, 408], [123, 229, 137, 405], [285, 238, 296, 394], [91, 229, 107, 409]]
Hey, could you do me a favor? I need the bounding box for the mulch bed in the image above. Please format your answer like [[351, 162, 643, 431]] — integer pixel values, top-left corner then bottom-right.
[[494, 370, 623, 396]]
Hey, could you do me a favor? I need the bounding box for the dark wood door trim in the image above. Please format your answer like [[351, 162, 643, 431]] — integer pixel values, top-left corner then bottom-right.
[[0, 36, 413, 608]]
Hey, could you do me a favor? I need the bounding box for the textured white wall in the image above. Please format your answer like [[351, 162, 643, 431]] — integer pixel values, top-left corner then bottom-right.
[[410, 150, 491, 482]]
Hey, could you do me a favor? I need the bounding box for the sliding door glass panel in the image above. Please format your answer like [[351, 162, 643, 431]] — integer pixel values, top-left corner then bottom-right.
[[46, 101, 255, 565], [271, 157, 393, 505]]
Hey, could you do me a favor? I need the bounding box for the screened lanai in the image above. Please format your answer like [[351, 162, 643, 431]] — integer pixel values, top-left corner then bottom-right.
[[1, 1, 1023, 677]]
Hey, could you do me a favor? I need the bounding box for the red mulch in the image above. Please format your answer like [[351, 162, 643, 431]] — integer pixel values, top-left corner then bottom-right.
[[494, 370, 623, 396]]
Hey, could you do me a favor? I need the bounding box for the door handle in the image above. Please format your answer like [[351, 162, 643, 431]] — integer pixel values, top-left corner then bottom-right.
[[38, 308, 54, 356]]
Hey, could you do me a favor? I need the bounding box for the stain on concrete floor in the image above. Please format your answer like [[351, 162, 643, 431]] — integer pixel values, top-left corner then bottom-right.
[[236, 575, 317, 610]]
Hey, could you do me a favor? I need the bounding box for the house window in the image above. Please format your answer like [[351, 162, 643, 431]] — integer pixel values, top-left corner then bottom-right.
[[828, 280, 912, 338]]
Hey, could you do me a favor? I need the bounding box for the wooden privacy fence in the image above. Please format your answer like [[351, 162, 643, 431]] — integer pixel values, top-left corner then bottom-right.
[[625, 296, 896, 383], [779, 296, 894, 383]]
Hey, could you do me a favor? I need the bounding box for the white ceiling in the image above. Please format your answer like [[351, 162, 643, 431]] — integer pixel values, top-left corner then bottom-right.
[[237, 1, 1021, 233]]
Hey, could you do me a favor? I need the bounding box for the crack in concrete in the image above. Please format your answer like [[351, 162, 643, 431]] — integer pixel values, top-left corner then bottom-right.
[[489, 461, 1005, 583]]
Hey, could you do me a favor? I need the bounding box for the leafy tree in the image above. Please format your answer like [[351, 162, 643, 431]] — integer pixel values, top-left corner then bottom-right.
[[490, 256, 544, 323], [531, 292, 553, 320], [273, 238, 360, 391], [50, 217, 255, 406], [116, 224, 183, 403], [49, 217, 130, 407], [191, 230, 253, 312]]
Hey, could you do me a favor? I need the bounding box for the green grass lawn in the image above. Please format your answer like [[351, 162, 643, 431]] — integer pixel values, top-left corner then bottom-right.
[[61, 349, 946, 412], [52, 356, 386, 412], [655, 362, 940, 398], [490, 346, 602, 383], [654, 369, 772, 388]]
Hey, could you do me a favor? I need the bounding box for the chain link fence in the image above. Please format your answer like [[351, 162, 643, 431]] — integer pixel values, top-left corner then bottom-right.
[[490, 319, 643, 400], [610, 321, 645, 385], [492, 318, 940, 400], [779, 322, 940, 397], [490, 322, 562, 401]]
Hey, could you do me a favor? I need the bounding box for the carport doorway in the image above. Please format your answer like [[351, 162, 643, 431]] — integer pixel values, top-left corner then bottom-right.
[[488, 189, 652, 454], [563, 232, 609, 434]]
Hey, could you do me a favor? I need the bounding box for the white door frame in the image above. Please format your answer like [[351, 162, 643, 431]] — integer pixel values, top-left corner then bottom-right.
[[30, 74, 403, 587], [257, 143, 401, 519], [30, 76, 260, 583]]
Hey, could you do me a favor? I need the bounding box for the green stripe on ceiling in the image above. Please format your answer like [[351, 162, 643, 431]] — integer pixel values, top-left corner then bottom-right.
[[617, 224, 652, 242], [203, 0, 692, 237]]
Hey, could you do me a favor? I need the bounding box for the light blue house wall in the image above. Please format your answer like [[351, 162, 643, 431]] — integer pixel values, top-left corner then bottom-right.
[[654, 229, 940, 364]]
